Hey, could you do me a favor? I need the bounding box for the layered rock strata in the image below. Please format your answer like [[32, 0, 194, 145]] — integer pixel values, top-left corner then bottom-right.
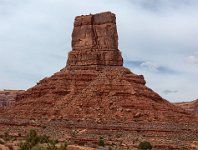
[[175, 99, 198, 116], [0, 11, 197, 150], [67, 12, 123, 69], [2, 12, 195, 122], [0, 90, 24, 107]]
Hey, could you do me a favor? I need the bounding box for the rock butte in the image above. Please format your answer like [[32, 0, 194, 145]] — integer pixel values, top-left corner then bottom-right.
[[0, 12, 197, 149], [2, 12, 194, 121]]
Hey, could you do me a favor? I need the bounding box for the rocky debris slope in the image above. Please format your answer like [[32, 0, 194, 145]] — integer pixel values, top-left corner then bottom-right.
[[0, 90, 24, 107], [175, 99, 198, 116], [0, 119, 197, 149], [2, 12, 194, 122]]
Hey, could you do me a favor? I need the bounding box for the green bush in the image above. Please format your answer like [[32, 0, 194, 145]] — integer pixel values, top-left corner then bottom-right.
[[48, 139, 58, 145], [26, 129, 39, 146], [19, 129, 49, 150], [38, 135, 50, 144], [19, 141, 32, 150], [18, 129, 67, 150], [138, 141, 152, 150], [46, 143, 57, 150], [31, 144, 47, 150], [98, 137, 105, 147], [2, 131, 13, 141]]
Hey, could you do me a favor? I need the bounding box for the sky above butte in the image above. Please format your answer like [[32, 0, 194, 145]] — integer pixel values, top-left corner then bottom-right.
[[0, 0, 198, 102]]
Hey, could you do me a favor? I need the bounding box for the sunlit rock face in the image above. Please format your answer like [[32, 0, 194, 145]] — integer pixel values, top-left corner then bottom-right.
[[67, 12, 123, 68]]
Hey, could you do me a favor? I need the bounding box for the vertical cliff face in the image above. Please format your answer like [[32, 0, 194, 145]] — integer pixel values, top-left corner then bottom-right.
[[72, 12, 118, 50], [3, 12, 194, 122], [67, 12, 123, 68]]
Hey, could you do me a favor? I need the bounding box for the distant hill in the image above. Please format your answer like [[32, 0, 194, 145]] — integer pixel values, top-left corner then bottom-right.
[[175, 99, 198, 116], [0, 90, 24, 107]]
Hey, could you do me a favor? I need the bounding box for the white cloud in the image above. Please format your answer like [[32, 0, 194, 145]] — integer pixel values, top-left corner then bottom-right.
[[163, 90, 178, 95], [140, 61, 159, 72], [188, 53, 198, 64]]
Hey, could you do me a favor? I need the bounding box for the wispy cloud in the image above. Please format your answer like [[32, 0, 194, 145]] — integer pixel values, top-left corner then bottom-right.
[[163, 90, 178, 95], [125, 60, 178, 74], [130, 0, 198, 12], [140, 61, 159, 72]]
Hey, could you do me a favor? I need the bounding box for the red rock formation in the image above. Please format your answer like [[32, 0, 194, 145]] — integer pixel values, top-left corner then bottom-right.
[[0, 12, 197, 149], [67, 12, 123, 68], [0, 90, 24, 107], [175, 99, 198, 116], [2, 12, 193, 122]]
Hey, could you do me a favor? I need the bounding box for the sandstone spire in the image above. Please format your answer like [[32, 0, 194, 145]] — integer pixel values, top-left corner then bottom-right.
[[3, 12, 193, 123], [67, 12, 123, 68]]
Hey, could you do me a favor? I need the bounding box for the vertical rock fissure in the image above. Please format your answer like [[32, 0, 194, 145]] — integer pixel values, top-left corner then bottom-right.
[[91, 15, 99, 49]]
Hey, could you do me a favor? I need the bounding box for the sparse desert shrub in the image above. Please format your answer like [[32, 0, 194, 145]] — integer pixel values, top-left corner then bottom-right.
[[46, 141, 68, 150], [59, 142, 67, 150], [98, 137, 105, 147], [31, 144, 46, 150], [46, 143, 57, 150], [18, 129, 67, 150], [48, 139, 58, 145], [26, 129, 39, 146], [78, 141, 86, 146], [38, 135, 50, 144], [2, 131, 13, 141], [19, 129, 48, 150], [19, 141, 32, 150], [138, 141, 152, 150]]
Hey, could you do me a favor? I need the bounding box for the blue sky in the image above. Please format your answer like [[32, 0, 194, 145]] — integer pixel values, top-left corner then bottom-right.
[[0, 0, 198, 102]]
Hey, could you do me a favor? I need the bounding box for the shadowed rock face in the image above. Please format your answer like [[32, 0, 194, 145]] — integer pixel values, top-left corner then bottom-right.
[[2, 12, 194, 122], [67, 12, 123, 68]]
